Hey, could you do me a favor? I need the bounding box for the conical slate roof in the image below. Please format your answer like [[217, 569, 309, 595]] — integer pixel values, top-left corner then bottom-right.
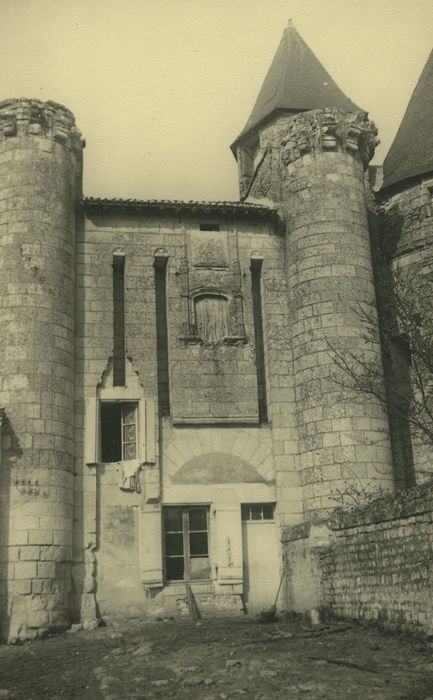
[[383, 49, 433, 190], [231, 21, 363, 153]]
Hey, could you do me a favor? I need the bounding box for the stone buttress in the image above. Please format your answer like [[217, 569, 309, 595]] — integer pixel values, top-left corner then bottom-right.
[[0, 99, 84, 640]]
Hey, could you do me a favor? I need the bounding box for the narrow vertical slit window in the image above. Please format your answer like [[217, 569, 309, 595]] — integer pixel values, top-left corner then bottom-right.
[[251, 258, 268, 423], [113, 254, 125, 387], [154, 256, 170, 416]]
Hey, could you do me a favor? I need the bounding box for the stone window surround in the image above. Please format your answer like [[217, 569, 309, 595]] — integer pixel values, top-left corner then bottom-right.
[[84, 385, 156, 467], [100, 400, 138, 463], [180, 284, 247, 344]]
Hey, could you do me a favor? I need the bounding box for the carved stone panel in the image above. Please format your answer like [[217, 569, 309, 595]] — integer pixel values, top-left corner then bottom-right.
[[191, 231, 229, 269]]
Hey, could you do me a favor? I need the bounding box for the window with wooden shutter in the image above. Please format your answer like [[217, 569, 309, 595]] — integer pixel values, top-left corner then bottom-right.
[[194, 294, 228, 342], [139, 504, 163, 587]]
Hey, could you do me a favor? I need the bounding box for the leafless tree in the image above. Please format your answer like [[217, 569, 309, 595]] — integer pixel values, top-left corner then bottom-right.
[[329, 259, 433, 450]]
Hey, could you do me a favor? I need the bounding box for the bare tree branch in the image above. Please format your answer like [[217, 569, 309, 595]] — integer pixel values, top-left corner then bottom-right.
[[328, 258, 433, 452]]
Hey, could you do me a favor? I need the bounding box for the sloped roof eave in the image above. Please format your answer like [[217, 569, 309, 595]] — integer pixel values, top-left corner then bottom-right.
[[82, 197, 283, 225], [230, 107, 304, 156]]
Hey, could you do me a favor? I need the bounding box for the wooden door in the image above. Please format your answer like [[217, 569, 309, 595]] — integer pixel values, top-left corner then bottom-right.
[[242, 505, 280, 614]]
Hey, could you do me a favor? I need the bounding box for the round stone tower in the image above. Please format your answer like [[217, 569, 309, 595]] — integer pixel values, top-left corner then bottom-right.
[[232, 23, 395, 516], [0, 98, 84, 640], [272, 109, 395, 514]]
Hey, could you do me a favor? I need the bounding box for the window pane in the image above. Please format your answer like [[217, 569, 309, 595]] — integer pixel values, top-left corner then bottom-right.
[[122, 403, 136, 422], [101, 403, 122, 462], [263, 504, 274, 520], [251, 505, 262, 520], [165, 557, 184, 581], [190, 532, 208, 556], [123, 424, 136, 443], [190, 557, 210, 580], [164, 508, 183, 531], [123, 442, 136, 460], [165, 533, 183, 556], [188, 508, 207, 531]]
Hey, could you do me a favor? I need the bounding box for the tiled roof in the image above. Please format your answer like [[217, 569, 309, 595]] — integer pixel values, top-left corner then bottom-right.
[[231, 21, 363, 154], [382, 49, 433, 190], [83, 197, 281, 221]]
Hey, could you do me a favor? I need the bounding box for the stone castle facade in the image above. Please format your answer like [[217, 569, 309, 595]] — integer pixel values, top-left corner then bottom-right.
[[0, 23, 432, 641]]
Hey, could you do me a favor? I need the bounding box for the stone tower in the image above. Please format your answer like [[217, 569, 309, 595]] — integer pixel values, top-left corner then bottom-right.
[[0, 99, 84, 640], [232, 23, 396, 514]]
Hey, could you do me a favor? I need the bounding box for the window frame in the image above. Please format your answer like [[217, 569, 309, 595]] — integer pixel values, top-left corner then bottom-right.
[[163, 505, 211, 584], [241, 503, 275, 522], [99, 399, 139, 463]]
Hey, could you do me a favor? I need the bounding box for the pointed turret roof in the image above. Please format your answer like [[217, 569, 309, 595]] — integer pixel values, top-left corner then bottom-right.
[[231, 21, 363, 154], [383, 49, 433, 190]]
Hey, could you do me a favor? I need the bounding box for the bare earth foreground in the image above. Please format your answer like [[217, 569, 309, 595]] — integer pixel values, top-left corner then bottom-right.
[[1, 617, 433, 699]]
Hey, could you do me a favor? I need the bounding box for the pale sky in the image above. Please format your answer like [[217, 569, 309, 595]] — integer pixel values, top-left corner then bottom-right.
[[1, 0, 432, 202]]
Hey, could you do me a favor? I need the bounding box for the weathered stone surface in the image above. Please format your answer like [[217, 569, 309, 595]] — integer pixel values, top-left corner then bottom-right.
[[1, 25, 432, 639], [283, 482, 433, 635]]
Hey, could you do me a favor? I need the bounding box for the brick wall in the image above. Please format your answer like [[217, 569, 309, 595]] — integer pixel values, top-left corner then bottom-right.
[[282, 482, 433, 635]]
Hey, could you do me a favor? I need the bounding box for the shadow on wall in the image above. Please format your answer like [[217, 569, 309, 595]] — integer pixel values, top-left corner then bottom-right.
[[369, 202, 415, 489], [0, 412, 23, 642], [172, 452, 271, 484]]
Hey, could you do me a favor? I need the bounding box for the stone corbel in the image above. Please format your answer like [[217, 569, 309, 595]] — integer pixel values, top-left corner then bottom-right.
[[281, 109, 378, 170], [53, 124, 69, 144], [2, 115, 16, 137]]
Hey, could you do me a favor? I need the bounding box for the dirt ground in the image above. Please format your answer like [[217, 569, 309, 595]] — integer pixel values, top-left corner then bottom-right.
[[1, 615, 433, 699]]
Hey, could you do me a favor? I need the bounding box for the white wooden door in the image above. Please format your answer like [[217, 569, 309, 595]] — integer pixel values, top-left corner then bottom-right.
[[242, 519, 280, 614]]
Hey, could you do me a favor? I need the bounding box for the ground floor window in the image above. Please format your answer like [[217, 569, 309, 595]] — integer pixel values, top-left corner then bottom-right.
[[100, 402, 138, 462], [241, 503, 275, 521], [163, 506, 210, 582]]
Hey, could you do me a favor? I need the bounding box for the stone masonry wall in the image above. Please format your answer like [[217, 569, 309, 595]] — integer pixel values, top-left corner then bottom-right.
[[380, 175, 433, 483], [72, 208, 292, 623], [283, 482, 433, 635], [380, 175, 433, 263], [168, 223, 259, 424]]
